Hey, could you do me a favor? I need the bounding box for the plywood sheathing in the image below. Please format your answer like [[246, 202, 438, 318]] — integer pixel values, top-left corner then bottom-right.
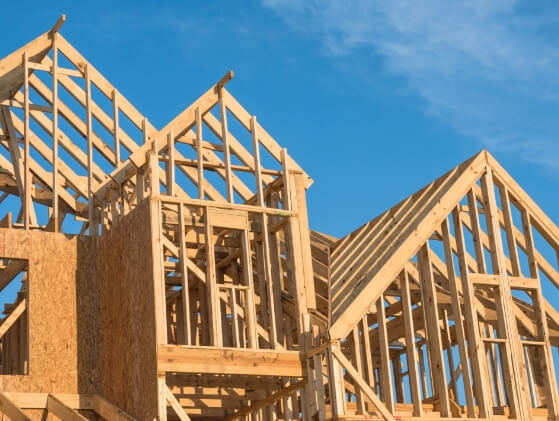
[[97, 199, 158, 421], [0, 229, 99, 395]]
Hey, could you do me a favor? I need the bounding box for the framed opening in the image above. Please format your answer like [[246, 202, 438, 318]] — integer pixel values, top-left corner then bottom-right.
[[0, 257, 29, 375]]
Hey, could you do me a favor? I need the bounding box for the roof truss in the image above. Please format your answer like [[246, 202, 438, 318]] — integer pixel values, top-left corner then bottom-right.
[[325, 149, 559, 419], [0, 17, 310, 233]]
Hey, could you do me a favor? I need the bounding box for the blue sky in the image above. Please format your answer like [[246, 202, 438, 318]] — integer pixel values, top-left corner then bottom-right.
[[2, 0, 558, 238]]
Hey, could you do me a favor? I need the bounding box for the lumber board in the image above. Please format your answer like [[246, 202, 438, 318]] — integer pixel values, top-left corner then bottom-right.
[[3, 393, 94, 410], [0, 299, 26, 339], [93, 395, 139, 421], [46, 394, 88, 421], [165, 385, 191, 421], [331, 346, 396, 421], [157, 345, 306, 377], [0, 31, 51, 102], [0, 391, 31, 421]]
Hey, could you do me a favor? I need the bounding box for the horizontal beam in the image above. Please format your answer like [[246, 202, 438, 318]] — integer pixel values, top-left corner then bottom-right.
[[158, 345, 306, 377], [5, 393, 90, 409], [3, 393, 137, 421], [26, 62, 82, 77], [469, 273, 500, 286], [155, 195, 296, 217]]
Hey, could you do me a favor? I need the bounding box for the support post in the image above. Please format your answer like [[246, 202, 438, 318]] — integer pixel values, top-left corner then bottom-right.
[[112, 89, 120, 165], [481, 169, 530, 419], [453, 206, 493, 418], [218, 88, 233, 202], [327, 343, 346, 417], [418, 243, 450, 417], [441, 218, 476, 416], [151, 198, 168, 421], [167, 131, 175, 196], [23, 52, 31, 230], [376, 296, 395, 414], [400, 269, 423, 416], [85, 64, 95, 234], [51, 33, 59, 231], [195, 107, 204, 199], [178, 204, 191, 345]]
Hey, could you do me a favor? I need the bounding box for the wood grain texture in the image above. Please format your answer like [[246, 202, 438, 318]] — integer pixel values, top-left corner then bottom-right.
[[0, 229, 98, 395], [96, 199, 158, 421]]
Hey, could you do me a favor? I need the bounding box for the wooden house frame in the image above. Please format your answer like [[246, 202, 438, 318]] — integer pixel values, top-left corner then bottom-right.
[[0, 16, 557, 421]]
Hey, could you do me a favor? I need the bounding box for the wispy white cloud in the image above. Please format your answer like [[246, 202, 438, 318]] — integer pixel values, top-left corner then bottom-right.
[[262, 0, 559, 175]]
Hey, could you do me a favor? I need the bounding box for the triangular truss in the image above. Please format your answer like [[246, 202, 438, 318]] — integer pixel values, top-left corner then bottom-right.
[[325, 150, 559, 420], [0, 16, 310, 234]]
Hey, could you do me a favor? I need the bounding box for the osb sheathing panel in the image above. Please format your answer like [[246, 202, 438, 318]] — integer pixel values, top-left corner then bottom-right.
[[97, 199, 158, 421], [0, 228, 99, 394]]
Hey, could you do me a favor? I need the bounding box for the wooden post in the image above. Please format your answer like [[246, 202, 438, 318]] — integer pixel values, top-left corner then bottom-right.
[[440, 218, 476, 416], [112, 89, 120, 165], [152, 199, 167, 346], [376, 296, 395, 414], [51, 33, 59, 231], [452, 206, 492, 418], [136, 167, 145, 204], [252, 116, 278, 348], [283, 167, 308, 341], [149, 154, 160, 197], [23, 52, 31, 230], [418, 346, 428, 399], [520, 208, 559, 419], [158, 376, 167, 421], [178, 204, 191, 345], [485, 323, 505, 407], [142, 116, 148, 145], [441, 309, 457, 401], [499, 185, 521, 276], [481, 169, 530, 419], [283, 148, 316, 330], [392, 355, 405, 404], [361, 316, 375, 391], [85, 64, 94, 234], [148, 122, 160, 198], [167, 131, 175, 196], [291, 171, 316, 311], [241, 220, 258, 348], [312, 326, 327, 421], [467, 190, 487, 273], [251, 116, 264, 206], [204, 210, 221, 347], [327, 343, 346, 417], [150, 197, 168, 420], [352, 326, 366, 414], [218, 88, 233, 202], [195, 107, 204, 200], [400, 269, 423, 416], [418, 243, 450, 417], [281, 149, 291, 211]]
